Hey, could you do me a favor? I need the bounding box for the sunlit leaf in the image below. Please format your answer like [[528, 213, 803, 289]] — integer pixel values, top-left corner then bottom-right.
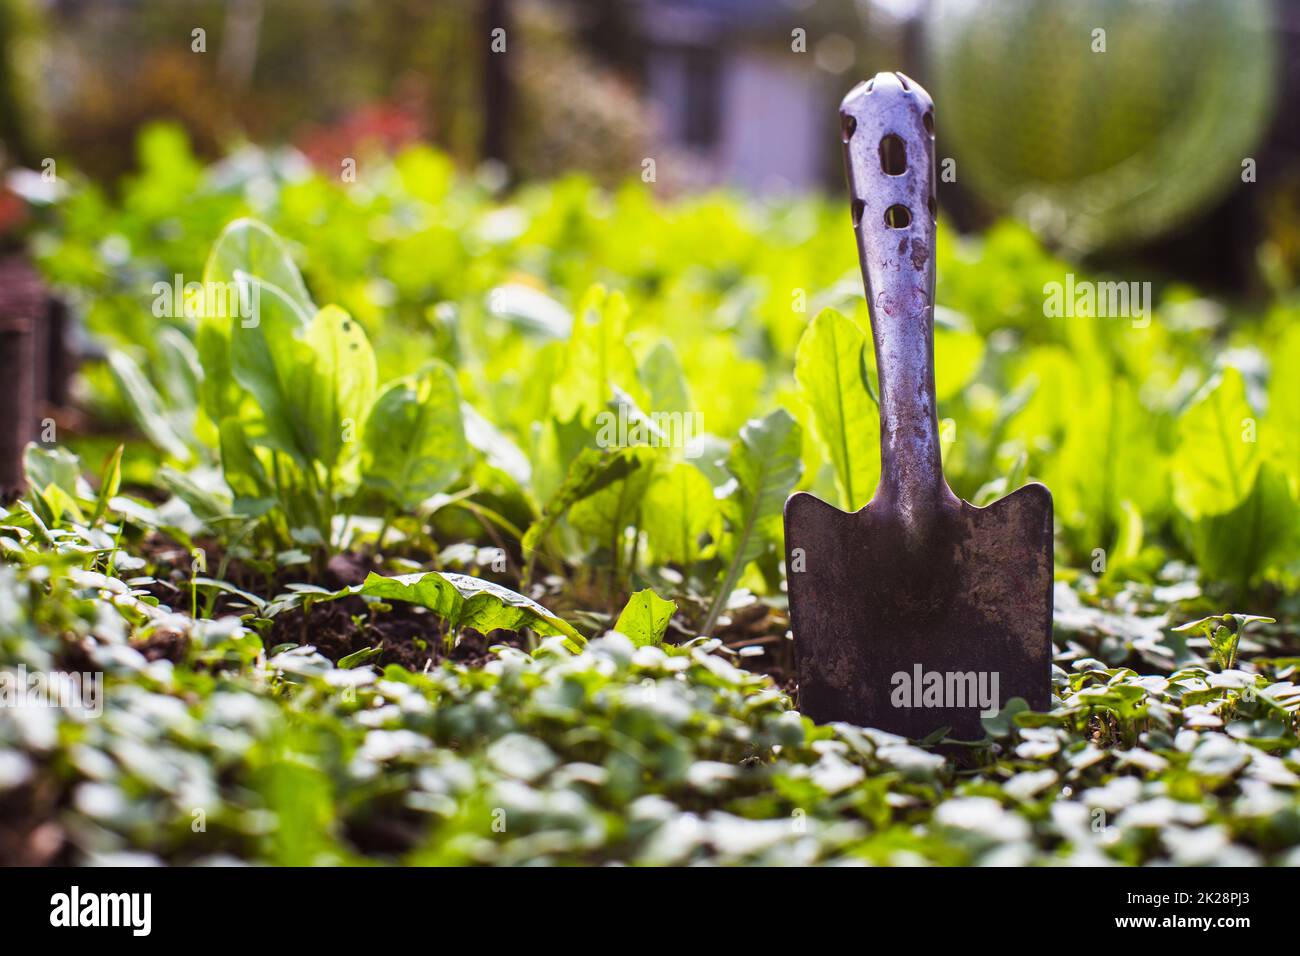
[[361, 361, 468, 510], [1173, 367, 1260, 517], [795, 308, 878, 511], [359, 571, 583, 649], [643, 461, 717, 567], [613, 588, 676, 647], [704, 409, 803, 634]]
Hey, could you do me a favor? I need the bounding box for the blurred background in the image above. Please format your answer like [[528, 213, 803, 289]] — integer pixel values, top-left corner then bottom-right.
[[1, 0, 1298, 290]]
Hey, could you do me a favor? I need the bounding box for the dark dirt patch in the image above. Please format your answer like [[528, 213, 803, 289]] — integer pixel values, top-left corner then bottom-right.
[[324, 552, 370, 589], [0, 773, 68, 866], [342, 801, 431, 857], [444, 628, 528, 667], [134, 537, 787, 683], [269, 593, 526, 671], [132, 539, 534, 672], [132, 524, 203, 568], [53, 637, 98, 677], [718, 603, 795, 693], [131, 629, 189, 663]]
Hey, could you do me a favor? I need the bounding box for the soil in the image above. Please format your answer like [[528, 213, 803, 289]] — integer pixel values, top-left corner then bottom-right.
[[717, 603, 797, 698], [343, 802, 431, 857], [132, 629, 190, 663], [116, 532, 792, 686], [268, 591, 527, 671], [0, 772, 68, 866]]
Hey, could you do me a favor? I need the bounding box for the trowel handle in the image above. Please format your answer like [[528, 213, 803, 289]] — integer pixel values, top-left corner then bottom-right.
[[840, 71, 952, 525]]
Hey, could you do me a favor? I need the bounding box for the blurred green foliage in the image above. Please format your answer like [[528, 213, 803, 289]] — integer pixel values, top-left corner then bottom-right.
[[29, 125, 1300, 603]]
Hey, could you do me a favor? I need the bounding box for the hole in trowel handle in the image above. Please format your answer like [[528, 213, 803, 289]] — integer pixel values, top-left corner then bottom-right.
[[884, 204, 911, 229], [879, 134, 906, 175], [841, 113, 857, 143]]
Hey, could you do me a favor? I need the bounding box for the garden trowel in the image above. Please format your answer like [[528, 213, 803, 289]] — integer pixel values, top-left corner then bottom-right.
[[784, 72, 1053, 740]]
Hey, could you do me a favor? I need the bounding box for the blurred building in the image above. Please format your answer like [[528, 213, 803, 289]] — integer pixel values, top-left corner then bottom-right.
[[628, 0, 859, 193]]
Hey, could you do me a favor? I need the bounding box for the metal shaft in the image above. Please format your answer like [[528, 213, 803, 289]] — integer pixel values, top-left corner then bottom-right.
[[840, 71, 954, 541]]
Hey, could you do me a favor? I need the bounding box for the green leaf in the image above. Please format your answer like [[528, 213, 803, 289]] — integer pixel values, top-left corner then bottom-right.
[[33, 485, 81, 528], [193, 577, 267, 612], [794, 308, 878, 511], [569, 394, 664, 566], [1210, 624, 1237, 669], [107, 350, 194, 463], [218, 416, 274, 504], [91, 444, 123, 526], [1110, 499, 1145, 574], [569, 450, 654, 551], [227, 274, 316, 465], [550, 285, 643, 424], [980, 697, 1030, 738], [24, 443, 83, 500], [158, 468, 232, 523], [337, 646, 383, 669], [229, 280, 375, 474], [1186, 463, 1299, 592], [204, 218, 314, 317], [933, 307, 985, 402], [721, 409, 804, 568], [973, 451, 1031, 506], [301, 305, 377, 471], [522, 446, 644, 583], [156, 327, 202, 414], [249, 728, 339, 866], [486, 283, 572, 338], [199, 219, 314, 424], [361, 362, 467, 510], [613, 588, 677, 647], [703, 408, 803, 635], [1049, 375, 1166, 543], [643, 461, 718, 567], [1173, 367, 1260, 517], [1265, 323, 1300, 491], [359, 571, 583, 649], [23, 445, 86, 528], [1174, 612, 1275, 670], [196, 317, 241, 425], [462, 403, 531, 487], [640, 339, 693, 417]]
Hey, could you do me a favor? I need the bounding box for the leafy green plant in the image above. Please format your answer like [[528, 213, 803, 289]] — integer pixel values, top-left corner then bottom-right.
[[702, 409, 803, 636], [1172, 367, 1260, 518], [642, 461, 718, 568], [794, 308, 878, 512], [1173, 613, 1275, 670], [360, 360, 469, 536], [354, 570, 583, 650]]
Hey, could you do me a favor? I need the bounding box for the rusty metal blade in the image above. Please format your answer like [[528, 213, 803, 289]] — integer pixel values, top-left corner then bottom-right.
[[785, 485, 1053, 740]]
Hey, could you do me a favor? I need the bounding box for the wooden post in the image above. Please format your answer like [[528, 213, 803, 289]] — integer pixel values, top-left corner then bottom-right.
[[0, 254, 43, 500], [481, 0, 511, 167]]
